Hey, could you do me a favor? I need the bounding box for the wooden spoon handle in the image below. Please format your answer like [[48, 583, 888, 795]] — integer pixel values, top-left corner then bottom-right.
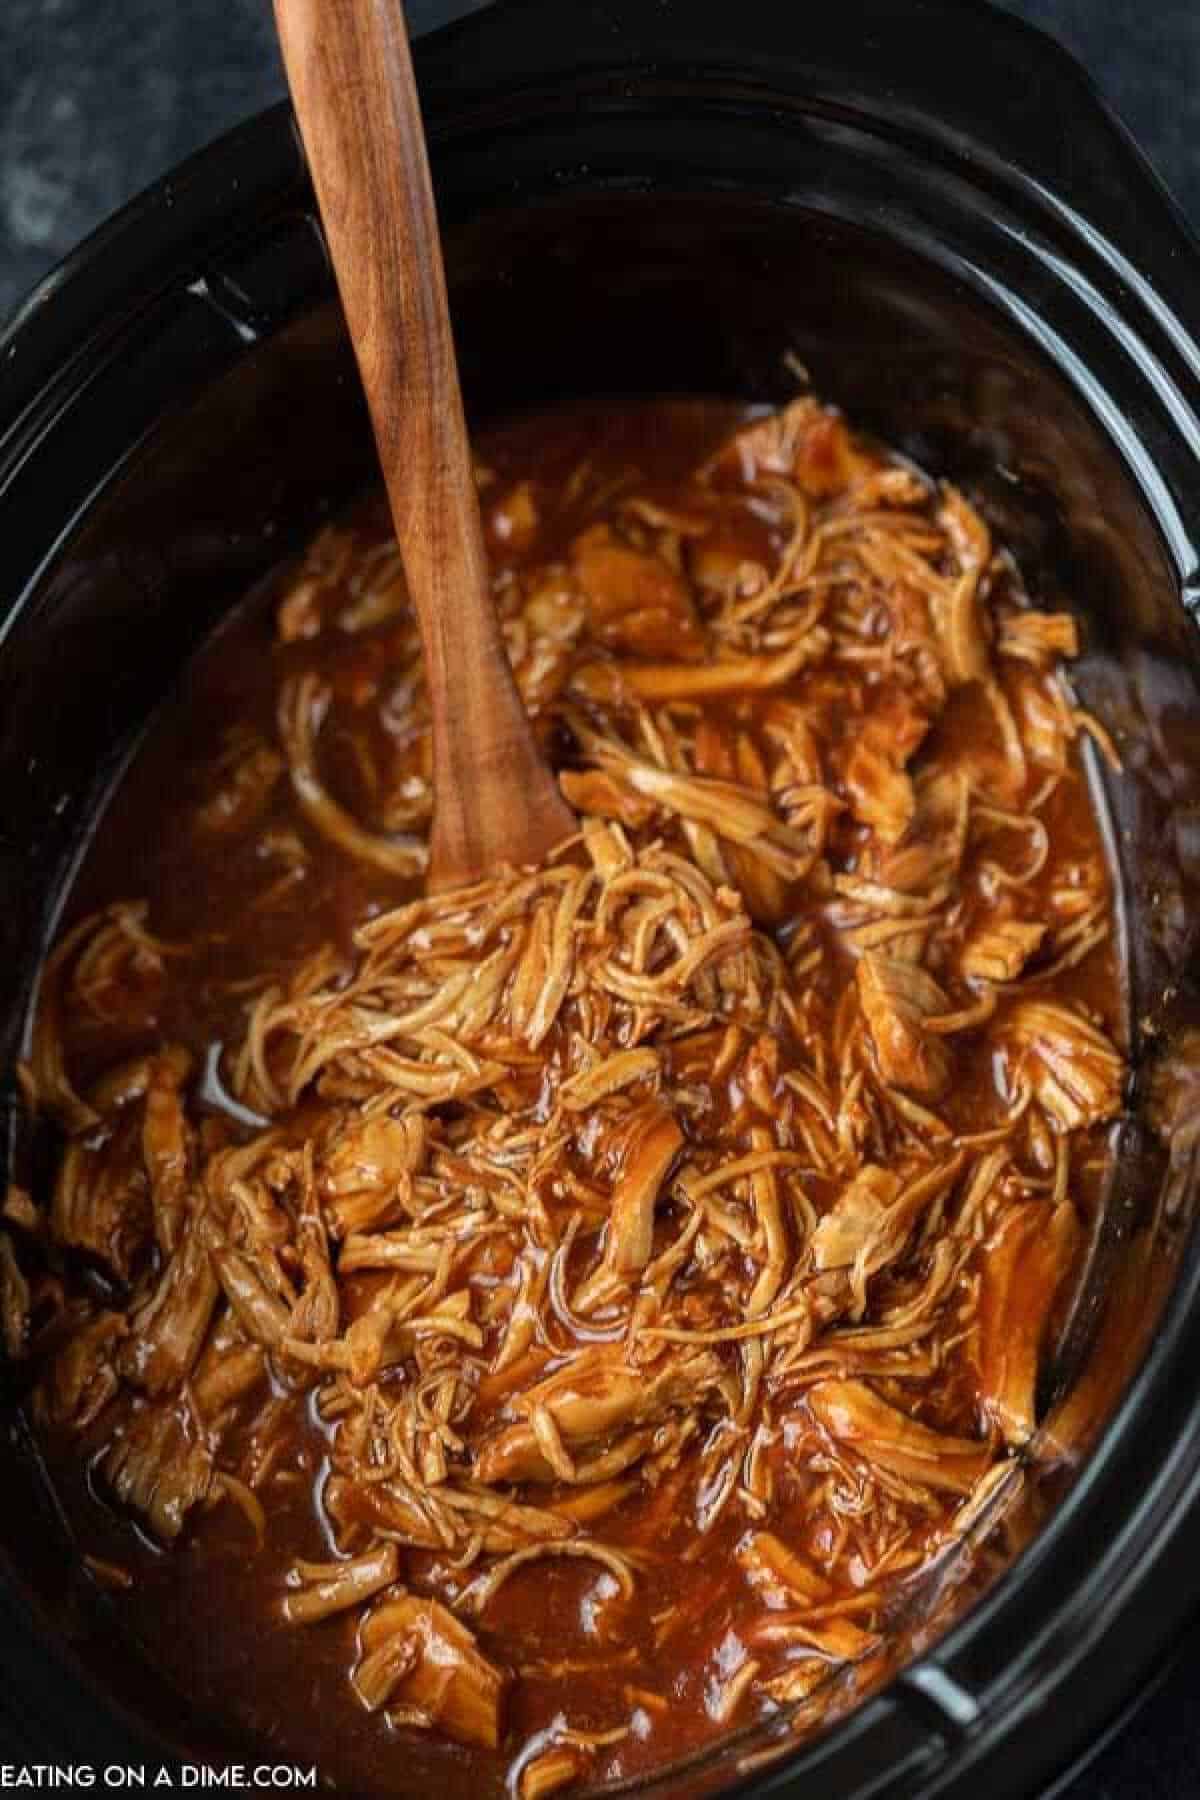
[[274, 0, 574, 890]]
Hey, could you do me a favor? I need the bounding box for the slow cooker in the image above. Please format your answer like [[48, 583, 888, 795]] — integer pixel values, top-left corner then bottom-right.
[[3, 0, 1200, 1793]]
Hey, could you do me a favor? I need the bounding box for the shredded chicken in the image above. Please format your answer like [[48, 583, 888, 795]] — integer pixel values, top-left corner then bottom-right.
[[1002, 1000, 1123, 1130], [282, 1543, 400, 1623], [571, 524, 705, 660], [977, 1201, 1082, 1444], [961, 918, 1046, 984], [807, 1379, 994, 1495], [518, 1747, 584, 1800], [22, 393, 1124, 1793], [857, 953, 953, 1099], [353, 1593, 505, 1748]]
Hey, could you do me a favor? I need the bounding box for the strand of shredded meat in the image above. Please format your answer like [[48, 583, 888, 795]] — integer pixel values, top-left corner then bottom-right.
[[9, 394, 1126, 1797]]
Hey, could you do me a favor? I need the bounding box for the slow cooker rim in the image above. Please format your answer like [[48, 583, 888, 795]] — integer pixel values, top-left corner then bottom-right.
[[3, 5, 1200, 1797], [6, 0, 1200, 581], [6, 0, 1200, 414]]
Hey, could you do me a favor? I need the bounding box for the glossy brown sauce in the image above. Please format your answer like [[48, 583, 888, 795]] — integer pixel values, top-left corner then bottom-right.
[[14, 397, 1125, 1798]]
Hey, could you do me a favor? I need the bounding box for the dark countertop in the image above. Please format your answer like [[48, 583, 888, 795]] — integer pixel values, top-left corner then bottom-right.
[[1, 1, 1198, 1794]]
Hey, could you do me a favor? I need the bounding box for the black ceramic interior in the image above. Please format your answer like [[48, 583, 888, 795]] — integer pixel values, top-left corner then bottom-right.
[[3, 1, 1200, 1794]]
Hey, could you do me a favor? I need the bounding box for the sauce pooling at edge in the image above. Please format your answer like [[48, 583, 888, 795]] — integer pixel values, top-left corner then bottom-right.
[[9, 396, 1125, 1798]]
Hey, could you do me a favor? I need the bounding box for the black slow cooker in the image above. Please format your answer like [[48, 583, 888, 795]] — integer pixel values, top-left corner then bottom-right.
[[3, 0, 1200, 1793]]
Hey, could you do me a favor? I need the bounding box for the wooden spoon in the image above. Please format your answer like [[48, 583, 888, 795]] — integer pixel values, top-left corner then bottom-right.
[[274, 0, 575, 891]]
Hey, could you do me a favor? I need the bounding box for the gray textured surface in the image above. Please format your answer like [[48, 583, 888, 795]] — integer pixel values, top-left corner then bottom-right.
[[1, 2, 1199, 1795], [0, 0, 488, 318], [1, 0, 281, 316]]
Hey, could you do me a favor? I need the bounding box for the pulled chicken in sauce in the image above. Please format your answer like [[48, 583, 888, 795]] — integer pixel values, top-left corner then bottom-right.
[[6, 395, 1125, 1796]]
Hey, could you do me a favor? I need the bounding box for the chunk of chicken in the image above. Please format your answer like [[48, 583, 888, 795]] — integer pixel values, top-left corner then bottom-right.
[[558, 1048, 660, 1112], [212, 1247, 292, 1350], [977, 1200, 1082, 1444], [749, 1607, 877, 1663], [518, 1749, 583, 1800], [118, 1216, 219, 1395], [573, 729, 807, 876], [843, 687, 931, 845], [1003, 1001, 1123, 1130], [321, 1112, 427, 1238], [857, 953, 953, 1098], [353, 1593, 506, 1749], [844, 742, 915, 846], [573, 637, 825, 705], [141, 1046, 193, 1254], [570, 524, 704, 660], [475, 1345, 720, 1484], [998, 609, 1079, 666], [876, 767, 968, 894], [814, 1158, 962, 1320], [691, 721, 792, 924], [931, 487, 991, 687], [102, 1401, 213, 1540], [324, 1115, 428, 1194], [521, 570, 588, 646], [558, 769, 655, 828], [710, 398, 823, 481], [52, 1130, 152, 1282], [712, 398, 870, 496], [597, 1101, 684, 1280], [808, 1379, 992, 1495], [327, 1473, 574, 1556], [36, 1311, 126, 1432], [811, 1165, 901, 1272], [289, 1203, 339, 1346], [689, 538, 769, 605], [507, 570, 589, 713], [190, 1316, 266, 1424], [763, 698, 823, 790], [736, 1529, 831, 1605], [961, 918, 1046, 984], [1008, 669, 1071, 771], [884, 582, 946, 711]]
